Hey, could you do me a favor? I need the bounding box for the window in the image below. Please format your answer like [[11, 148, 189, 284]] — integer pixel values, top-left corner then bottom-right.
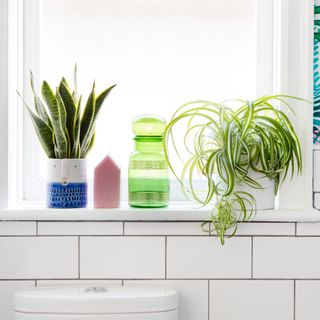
[[2, 0, 313, 210]]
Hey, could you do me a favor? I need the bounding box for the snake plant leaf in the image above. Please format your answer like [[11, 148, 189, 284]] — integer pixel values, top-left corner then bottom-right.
[[18, 90, 55, 158], [25, 67, 116, 159], [24, 103, 55, 158], [79, 82, 96, 157], [80, 83, 117, 157], [30, 71, 52, 128], [34, 96, 53, 129], [58, 80, 76, 155], [41, 81, 68, 158], [72, 64, 78, 102], [61, 77, 70, 90], [95, 84, 117, 117], [82, 132, 96, 158], [71, 95, 82, 158]]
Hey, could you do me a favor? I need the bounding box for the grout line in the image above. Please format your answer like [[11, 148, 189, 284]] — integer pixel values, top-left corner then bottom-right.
[[0, 277, 319, 281], [295, 223, 297, 236], [36, 222, 38, 236], [293, 280, 296, 320], [78, 236, 80, 279], [122, 222, 125, 235], [2, 234, 320, 238], [165, 236, 167, 279], [35, 279, 37, 287], [1, 219, 316, 223]]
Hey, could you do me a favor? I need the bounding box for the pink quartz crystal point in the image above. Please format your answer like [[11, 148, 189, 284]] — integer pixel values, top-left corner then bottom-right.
[[94, 155, 121, 208]]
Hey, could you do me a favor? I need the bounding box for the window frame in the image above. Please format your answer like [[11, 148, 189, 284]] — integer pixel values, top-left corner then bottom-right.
[[2, 0, 314, 211]]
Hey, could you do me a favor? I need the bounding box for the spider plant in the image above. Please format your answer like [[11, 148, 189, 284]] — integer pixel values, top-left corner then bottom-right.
[[163, 95, 305, 244], [21, 66, 116, 158]]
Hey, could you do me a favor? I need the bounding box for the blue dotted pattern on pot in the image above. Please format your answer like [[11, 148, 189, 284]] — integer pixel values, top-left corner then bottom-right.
[[47, 183, 87, 208]]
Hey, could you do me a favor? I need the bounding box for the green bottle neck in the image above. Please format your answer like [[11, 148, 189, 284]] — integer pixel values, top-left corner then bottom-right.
[[134, 136, 163, 152]]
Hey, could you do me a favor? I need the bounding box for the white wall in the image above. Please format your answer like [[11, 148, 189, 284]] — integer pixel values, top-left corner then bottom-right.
[[1, 220, 320, 320]]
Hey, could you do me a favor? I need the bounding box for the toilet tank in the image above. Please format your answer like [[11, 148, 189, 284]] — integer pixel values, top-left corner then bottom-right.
[[14, 286, 178, 320]]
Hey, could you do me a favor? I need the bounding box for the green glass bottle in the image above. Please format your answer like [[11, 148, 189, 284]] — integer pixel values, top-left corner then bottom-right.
[[129, 115, 170, 208]]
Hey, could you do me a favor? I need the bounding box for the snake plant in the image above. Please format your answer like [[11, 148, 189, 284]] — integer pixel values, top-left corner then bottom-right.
[[164, 95, 306, 244], [22, 66, 116, 158]]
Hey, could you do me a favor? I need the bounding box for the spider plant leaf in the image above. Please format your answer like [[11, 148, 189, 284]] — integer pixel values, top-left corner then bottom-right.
[[41, 81, 68, 158], [220, 157, 235, 196], [240, 174, 262, 189], [240, 100, 254, 141]]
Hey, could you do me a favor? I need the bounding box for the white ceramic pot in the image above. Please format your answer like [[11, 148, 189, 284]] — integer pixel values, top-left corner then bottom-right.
[[47, 159, 87, 208], [234, 170, 275, 210]]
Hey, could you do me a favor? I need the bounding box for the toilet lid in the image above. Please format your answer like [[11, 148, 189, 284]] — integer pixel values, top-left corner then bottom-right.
[[14, 286, 178, 314]]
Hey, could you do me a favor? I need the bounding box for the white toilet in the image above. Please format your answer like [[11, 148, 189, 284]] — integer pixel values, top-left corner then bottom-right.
[[14, 286, 178, 320]]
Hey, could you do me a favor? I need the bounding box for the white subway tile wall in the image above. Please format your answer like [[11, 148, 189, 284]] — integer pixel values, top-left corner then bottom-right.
[[297, 222, 320, 235], [167, 236, 251, 278], [313, 151, 320, 192], [0, 221, 320, 319], [253, 237, 320, 278], [124, 280, 208, 320], [80, 236, 165, 279], [0, 222, 36, 235], [296, 281, 320, 320], [38, 221, 123, 235], [0, 281, 35, 320], [313, 192, 320, 209], [124, 222, 296, 236], [314, 150, 320, 209], [0, 237, 78, 279], [209, 280, 294, 320]]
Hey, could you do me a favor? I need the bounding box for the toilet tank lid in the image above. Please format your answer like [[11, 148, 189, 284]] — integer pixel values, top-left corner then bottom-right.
[[14, 286, 178, 314]]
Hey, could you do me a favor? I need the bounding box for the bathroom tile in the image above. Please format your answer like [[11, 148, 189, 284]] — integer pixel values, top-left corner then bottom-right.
[[0, 281, 35, 320], [124, 222, 294, 236], [296, 281, 320, 320], [231, 222, 295, 235], [80, 237, 165, 279], [0, 237, 78, 279], [0, 222, 36, 236], [38, 222, 123, 235], [296, 222, 320, 235], [124, 222, 204, 235], [314, 193, 320, 209], [124, 280, 208, 320], [209, 280, 293, 320], [253, 237, 320, 278], [314, 151, 320, 192], [167, 237, 251, 278], [37, 279, 122, 287]]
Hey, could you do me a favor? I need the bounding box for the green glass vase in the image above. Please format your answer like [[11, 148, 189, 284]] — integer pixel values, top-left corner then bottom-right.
[[129, 115, 170, 208]]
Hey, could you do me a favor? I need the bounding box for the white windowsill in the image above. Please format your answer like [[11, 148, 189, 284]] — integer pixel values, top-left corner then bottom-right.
[[0, 203, 319, 222]]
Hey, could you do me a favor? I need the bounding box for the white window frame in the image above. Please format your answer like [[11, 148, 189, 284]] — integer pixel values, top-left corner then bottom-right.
[[1, 0, 314, 211]]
